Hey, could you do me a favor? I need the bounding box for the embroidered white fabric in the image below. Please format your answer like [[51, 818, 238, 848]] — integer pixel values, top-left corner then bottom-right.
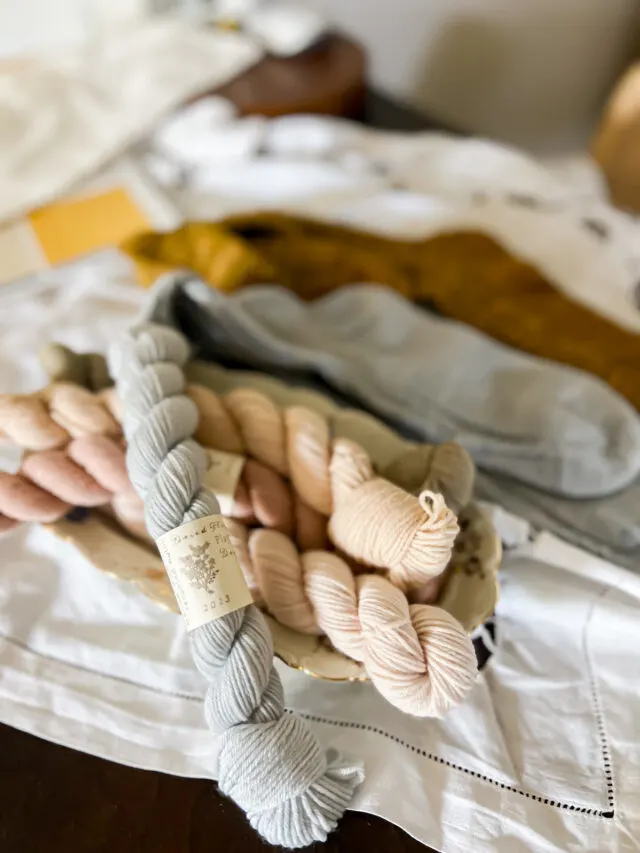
[[0, 253, 639, 853]]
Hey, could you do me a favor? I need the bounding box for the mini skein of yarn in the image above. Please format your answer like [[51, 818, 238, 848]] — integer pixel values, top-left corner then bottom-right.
[[0, 383, 119, 451], [108, 324, 363, 849], [247, 528, 477, 717], [181, 386, 460, 591], [0, 435, 147, 540], [0, 433, 325, 554]]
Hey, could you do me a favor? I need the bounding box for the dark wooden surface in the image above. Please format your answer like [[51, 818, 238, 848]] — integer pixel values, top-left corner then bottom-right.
[[0, 724, 432, 853], [213, 30, 455, 133], [215, 32, 367, 119], [0, 45, 452, 853]]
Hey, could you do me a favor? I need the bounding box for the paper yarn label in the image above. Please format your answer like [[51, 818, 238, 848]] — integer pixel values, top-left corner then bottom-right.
[[157, 514, 253, 631], [203, 448, 245, 516]]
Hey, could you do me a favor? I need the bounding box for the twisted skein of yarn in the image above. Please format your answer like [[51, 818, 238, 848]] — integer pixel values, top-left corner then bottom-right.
[[108, 324, 363, 848], [37, 344, 476, 512], [0, 436, 147, 540], [237, 459, 331, 551], [187, 386, 460, 592], [247, 528, 477, 717], [0, 383, 119, 450]]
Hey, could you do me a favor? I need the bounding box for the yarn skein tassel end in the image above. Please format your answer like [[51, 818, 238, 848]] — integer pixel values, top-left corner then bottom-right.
[[108, 325, 363, 849]]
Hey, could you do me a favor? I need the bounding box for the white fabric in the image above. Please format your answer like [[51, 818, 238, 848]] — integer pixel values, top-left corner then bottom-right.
[[0, 21, 261, 223], [145, 110, 640, 333], [1, 255, 639, 853], [151, 97, 266, 169], [243, 4, 329, 57]]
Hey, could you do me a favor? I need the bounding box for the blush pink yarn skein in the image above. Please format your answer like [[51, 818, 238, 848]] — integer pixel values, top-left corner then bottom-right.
[[0, 435, 146, 539], [0, 435, 324, 553], [248, 528, 477, 717]]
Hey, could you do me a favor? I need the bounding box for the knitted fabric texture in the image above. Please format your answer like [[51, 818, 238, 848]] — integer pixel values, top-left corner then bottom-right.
[[108, 323, 363, 848], [173, 287, 640, 571], [122, 212, 640, 412], [153, 276, 640, 499]]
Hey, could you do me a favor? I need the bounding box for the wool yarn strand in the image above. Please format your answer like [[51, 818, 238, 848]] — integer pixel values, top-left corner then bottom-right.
[[108, 324, 362, 849]]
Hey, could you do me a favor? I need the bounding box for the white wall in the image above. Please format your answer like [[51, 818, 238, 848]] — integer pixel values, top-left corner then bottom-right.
[[1, 0, 637, 151], [0, 0, 151, 58], [0, 0, 86, 56], [306, 0, 640, 151]]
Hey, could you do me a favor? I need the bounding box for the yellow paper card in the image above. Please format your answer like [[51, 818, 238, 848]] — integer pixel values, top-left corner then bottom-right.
[[28, 188, 150, 265]]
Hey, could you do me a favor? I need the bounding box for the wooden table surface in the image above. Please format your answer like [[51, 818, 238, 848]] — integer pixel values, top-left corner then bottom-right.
[[0, 83, 451, 853], [0, 724, 431, 853]]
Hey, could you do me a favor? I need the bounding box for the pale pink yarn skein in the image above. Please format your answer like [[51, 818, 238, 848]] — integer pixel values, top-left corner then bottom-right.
[[187, 386, 460, 593], [0, 384, 120, 450], [248, 528, 477, 717], [328, 438, 457, 592]]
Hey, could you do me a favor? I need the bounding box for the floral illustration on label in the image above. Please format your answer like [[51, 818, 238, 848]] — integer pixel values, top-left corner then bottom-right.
[[180, 541, 220, 593], [157, 514, 254, 630]]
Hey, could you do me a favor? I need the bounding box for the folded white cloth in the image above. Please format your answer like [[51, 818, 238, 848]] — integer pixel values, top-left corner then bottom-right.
[[0, 21, 261, 223], [0, 255, 638, 852], [146, 110, 640, 333]]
